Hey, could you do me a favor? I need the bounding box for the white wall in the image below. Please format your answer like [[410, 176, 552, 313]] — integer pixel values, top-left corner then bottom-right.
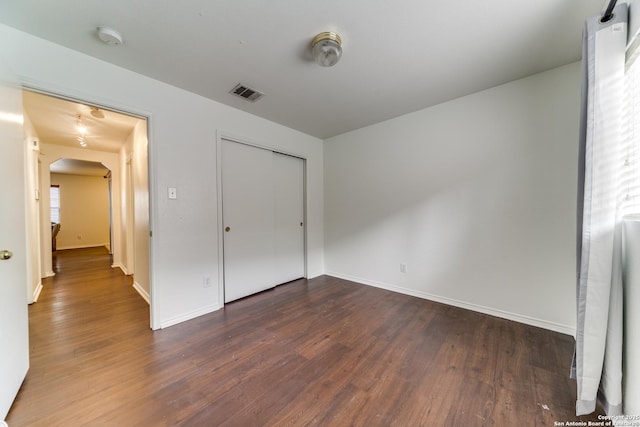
[[0, 23, 324, 329], [22, 112, 42, 303], [324, 62, 581, 334], [132, 121, 149, 299], [38, 143, 121, 277], [120, 132, 134, 275], [50, 173, 110, 250], [119, 120, 150, 302]]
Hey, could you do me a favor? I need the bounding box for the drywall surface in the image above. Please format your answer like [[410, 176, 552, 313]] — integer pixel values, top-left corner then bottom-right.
[[50, 173, 110, 250], [38, 143, 121, 277], [0, 23, 324, 329], [22, 112, 42, 303], [132, 120, 150, 299], [324, 62, 581, 334]]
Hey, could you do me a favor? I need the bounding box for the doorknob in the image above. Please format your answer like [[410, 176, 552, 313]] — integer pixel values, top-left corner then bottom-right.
[[225, 227, 231, 232], [0, 250, 13, 260]]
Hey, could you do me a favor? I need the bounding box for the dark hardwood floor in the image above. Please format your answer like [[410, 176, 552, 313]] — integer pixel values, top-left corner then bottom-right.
[[7, 247, 603, 426]]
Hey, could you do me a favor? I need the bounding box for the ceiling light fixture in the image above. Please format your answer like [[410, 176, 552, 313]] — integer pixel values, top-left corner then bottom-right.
[[90, 107, 105, 119], [97, 26, 123, 46], [311, 32, 342, 67]]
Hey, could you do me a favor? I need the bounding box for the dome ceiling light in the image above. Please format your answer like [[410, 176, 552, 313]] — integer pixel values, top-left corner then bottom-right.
[[90, 107, 105, 119], [311, 32, 342, 67], [96, 26, 123, 46]]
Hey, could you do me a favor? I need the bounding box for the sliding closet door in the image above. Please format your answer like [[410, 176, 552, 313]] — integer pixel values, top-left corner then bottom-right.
[[221, 139, 276, 303], [274, 153, 305, 284]]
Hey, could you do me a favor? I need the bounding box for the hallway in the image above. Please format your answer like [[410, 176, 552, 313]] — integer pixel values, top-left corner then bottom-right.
[[7, 247, 150, 426]]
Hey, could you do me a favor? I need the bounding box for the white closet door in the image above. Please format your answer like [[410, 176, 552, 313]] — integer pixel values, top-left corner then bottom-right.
[[222, 140, 276, 303], [274, 153, 305, 284]]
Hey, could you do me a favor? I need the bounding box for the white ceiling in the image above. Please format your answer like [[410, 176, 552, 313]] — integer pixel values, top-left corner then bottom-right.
[[50, 158, 110, 177], [1, 0, 606, 139], [23, 90, 142, 153]]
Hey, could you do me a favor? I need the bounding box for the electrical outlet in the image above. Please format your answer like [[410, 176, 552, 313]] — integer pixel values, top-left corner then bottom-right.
[[203, 276, 212, 288], [400, 263, 407, 273]]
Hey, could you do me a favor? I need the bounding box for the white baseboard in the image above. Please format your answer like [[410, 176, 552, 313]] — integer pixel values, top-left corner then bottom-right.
[[43, 270, 55, 278], [159, 303, 223, 329], [111, 262, 129, 275], [32, 282, 43, 303], [132, 281, 150, 305], [56, 243, 109, 251], [325, 271, 576, 337]]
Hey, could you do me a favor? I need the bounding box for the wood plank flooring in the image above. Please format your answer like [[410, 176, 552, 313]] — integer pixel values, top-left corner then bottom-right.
[[6, 247, 604, 426]]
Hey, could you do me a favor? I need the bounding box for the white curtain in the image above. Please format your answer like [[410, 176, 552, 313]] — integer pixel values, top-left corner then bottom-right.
[[573, 3, 628, 416]]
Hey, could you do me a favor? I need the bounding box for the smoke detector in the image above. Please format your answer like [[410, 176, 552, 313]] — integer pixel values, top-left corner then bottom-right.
[[97, 26, 123, 46]]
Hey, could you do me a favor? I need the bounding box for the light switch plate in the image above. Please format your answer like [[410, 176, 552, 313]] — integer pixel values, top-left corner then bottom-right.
[[168, 187, 177, 199]]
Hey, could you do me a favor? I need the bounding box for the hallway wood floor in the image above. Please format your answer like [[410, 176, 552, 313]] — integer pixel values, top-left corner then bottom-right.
[[7, 247, 603, 426]]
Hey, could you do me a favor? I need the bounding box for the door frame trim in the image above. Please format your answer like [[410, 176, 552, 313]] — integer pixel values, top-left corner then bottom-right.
[[20, 83, 158, 329]]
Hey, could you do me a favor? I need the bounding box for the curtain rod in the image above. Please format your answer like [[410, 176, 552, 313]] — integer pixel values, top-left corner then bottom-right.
[[602, 0, 618, 22]]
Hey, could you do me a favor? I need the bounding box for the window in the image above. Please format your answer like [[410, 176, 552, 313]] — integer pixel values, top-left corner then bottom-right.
[[622, 44, 640, 217], [50, 185, 60, 223]]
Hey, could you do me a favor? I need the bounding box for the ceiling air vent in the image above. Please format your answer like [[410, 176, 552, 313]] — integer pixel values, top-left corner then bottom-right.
[[230, 83, 264, 102]]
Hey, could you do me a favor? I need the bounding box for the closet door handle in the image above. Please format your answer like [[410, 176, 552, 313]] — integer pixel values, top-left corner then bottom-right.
[[225, 227, 231, 232]]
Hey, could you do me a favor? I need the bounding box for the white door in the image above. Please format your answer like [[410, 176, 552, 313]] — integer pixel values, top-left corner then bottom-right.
[[274, 153, 305, 284], [222, 140, 276, 302], [0, 67, 30, 418]]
